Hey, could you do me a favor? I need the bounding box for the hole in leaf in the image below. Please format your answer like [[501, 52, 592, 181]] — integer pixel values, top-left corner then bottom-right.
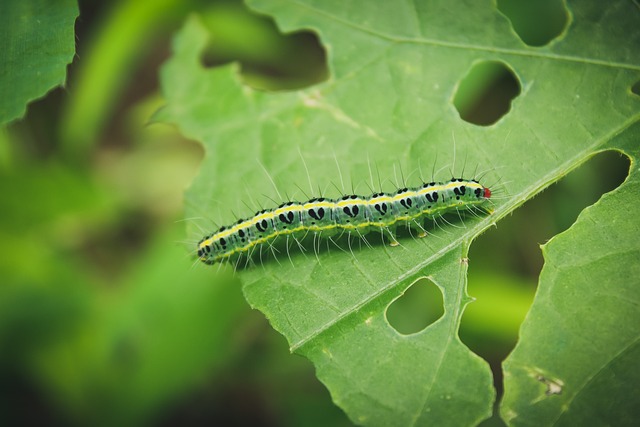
[[453, 61, 521, 126], [459, 150, 630, 400], [199, 1, 328, 91], [386, 278, 444, 335], [632, 80, 640, 97], [497, 0, 570, 47]]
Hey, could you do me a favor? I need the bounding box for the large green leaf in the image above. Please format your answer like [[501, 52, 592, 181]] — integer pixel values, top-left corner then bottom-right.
[[159, 0, 640, 425], [0, 0, 78, 125]]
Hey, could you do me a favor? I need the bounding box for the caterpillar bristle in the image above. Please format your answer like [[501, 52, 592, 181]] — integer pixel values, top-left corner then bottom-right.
[[194, 173, 496, 269]]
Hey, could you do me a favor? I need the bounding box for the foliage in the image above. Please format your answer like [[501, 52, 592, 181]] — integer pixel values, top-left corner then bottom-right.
[[1, 0, 638, 426], [160, 0, 640, 425]]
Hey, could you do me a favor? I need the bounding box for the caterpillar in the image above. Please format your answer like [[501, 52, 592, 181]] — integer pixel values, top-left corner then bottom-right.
[[196, 177, 492, 266]]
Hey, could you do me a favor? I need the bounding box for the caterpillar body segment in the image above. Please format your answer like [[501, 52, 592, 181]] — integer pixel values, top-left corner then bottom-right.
[[197, 178, 492, 265]]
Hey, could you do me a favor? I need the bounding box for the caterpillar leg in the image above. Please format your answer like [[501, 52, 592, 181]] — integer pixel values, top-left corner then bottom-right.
[[410, 219, 428, 238], [382, 227, 399, 247]]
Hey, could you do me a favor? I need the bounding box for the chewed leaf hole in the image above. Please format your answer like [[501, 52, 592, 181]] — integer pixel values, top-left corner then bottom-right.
[[632, 80, 640, 97], [497, 0, 569, 47], [460, 150, 630, 398], [453, 61, 521, 126], [386, 278, 444, 335], [198, 1, 328, 91]]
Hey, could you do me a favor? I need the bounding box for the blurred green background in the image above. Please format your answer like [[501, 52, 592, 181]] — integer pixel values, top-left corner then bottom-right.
[[0, 0, 629, 425]]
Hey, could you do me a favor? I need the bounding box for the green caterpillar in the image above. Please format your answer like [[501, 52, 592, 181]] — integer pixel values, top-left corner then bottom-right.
[[196, 177, 492, 266]]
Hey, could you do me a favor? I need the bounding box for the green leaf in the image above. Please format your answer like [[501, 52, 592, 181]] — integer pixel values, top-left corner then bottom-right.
[[0, 0, 78, 125], [501, 126, 640, 425], [159, 1, 640, 425]]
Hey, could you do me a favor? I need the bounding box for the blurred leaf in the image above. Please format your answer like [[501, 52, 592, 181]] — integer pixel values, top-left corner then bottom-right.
[[159, 0, 639, 425], [0, 161, 117, 284], [34, 229, 249, 426], [0, 162, 111, 229], [0, 281, 87, 368], [0, 0, 77, 125], [60, 0, 200, 152]]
